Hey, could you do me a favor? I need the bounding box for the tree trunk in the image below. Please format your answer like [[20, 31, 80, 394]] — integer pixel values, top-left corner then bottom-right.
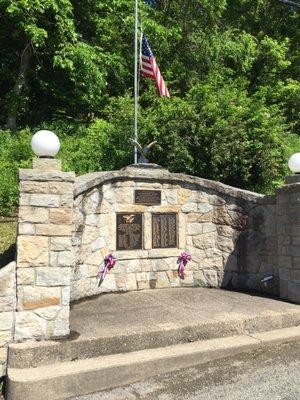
[[6, 44, 32, 131]]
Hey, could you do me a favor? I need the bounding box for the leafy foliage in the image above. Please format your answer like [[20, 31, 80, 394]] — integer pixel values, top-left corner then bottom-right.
[[0, 0, 299, 214]]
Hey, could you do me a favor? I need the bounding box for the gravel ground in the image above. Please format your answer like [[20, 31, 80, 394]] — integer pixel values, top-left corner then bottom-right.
[[72, 341, 300, 400]]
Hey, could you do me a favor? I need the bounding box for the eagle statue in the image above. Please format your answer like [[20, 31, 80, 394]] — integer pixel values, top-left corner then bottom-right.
[[129, 139, 157, 163]]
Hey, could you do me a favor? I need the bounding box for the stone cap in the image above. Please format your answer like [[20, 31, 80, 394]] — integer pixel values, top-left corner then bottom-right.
[[75, 165, 265, 203], [276, 175, 300, 194], [122, 163, 167, 172], [285, 175, 300, 185], [277, 183, 300, 194], [19, 169, 75, 182]]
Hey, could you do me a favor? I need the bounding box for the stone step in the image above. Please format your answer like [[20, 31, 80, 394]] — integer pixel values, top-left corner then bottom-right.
[[6, 326, 300, 400], [8, 308, 300, 369]]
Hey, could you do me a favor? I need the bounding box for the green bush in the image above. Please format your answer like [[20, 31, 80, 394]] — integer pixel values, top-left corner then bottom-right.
[[0, 162, 19, 216], [0, 129, 32, 215], [188, 76, 287, 193], [0, 89, 294, 215]]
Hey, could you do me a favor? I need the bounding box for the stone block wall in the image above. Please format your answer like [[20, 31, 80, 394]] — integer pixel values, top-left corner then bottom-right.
[[14, 159, 75, 341], [0, 262, 16, 377], [6, 162, 298, 352], [71, 165, 278, 300], [277, 182, 300, 303], [221, 196, 278, 293]]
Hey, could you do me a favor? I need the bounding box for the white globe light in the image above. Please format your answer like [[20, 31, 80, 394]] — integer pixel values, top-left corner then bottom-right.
[[31, 130, 60, 157], [288, 153, 300, 174]]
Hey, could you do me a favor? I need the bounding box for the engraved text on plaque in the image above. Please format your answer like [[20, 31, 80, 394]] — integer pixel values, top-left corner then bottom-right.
[[135, 190, 161, 205], [116, 213, 143, 250], [152, 213, 177, 249]]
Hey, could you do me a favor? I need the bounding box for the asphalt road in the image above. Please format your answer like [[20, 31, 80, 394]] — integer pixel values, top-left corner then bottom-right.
[[73, 341, 300, 400]]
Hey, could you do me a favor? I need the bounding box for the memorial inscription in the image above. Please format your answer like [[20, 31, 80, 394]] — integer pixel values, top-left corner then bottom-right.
[[152, 213, 178, 249], [116, 213, 143, 250], [135, 190, 161, 205]]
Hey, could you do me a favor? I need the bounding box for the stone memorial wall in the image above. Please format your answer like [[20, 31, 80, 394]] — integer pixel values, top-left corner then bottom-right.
[[2, 158, 300, 377], [71, 165, 278, 300]]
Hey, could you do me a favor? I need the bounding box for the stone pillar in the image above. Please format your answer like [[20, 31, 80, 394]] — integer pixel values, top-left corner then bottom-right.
[[14, 158, 75, 341], [276, 175, 300, 304]]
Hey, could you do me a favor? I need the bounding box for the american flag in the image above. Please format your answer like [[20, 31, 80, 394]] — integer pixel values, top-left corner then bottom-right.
[[140, 34, 170, 98]]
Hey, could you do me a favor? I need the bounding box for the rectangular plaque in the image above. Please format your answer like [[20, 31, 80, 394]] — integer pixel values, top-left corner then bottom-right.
[[116, 213, 143, 250], [135, 190, 161, 205], [152, 213, 178, 249]]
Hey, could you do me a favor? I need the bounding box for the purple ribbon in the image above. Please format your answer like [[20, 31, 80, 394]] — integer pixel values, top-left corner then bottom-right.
[[177, 252, 191, 280], [98, 253, 117, 287]]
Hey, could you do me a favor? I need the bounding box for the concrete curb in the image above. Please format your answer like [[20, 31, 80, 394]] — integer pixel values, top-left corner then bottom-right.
[[6, 326, 300, 400], [8, 309, 300, 369]]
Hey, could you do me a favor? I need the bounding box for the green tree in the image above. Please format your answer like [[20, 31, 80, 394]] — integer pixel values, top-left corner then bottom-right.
[[0, 0, 299, 215], [0, 0, 106, 129]]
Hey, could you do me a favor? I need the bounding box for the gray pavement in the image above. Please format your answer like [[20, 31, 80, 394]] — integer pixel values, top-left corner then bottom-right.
[[70, 288, 300, 339], [73, 341, 300, 400]]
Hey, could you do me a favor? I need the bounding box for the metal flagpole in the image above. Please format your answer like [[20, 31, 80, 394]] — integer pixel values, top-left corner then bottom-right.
[[134, 0, 139, 164]]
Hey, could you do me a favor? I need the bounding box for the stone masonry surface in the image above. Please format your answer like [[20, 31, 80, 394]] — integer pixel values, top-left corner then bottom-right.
[[15, 159, 75, 342], [276, 181, 300, 303], [0, 160, 298, 387], [71, 165, 278, 300], [0, 262, 16, 377], [2, 162, 300, 378]]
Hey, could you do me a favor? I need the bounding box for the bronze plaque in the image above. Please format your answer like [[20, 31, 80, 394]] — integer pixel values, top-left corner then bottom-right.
[[116, 213, 143, 250], [152, 213, 178, 249], [135, 190, 161, 205]]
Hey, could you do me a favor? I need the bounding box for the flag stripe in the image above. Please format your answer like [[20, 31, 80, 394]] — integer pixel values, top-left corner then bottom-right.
[[141, 64, 154, 72], [140, 34, 170, 97]]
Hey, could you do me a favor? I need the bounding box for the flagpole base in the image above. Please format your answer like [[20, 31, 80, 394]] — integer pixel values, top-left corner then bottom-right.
[[122, 163, 167, 171]]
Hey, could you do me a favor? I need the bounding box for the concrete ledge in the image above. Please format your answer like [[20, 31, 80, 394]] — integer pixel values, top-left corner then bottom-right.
[[9, 288, 300, 370], [6, 326, 300, 400]]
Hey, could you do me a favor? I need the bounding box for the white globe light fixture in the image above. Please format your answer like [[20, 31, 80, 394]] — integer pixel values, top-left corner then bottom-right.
[[31, 130, 60, 158], [288, 153, 300, 174]]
